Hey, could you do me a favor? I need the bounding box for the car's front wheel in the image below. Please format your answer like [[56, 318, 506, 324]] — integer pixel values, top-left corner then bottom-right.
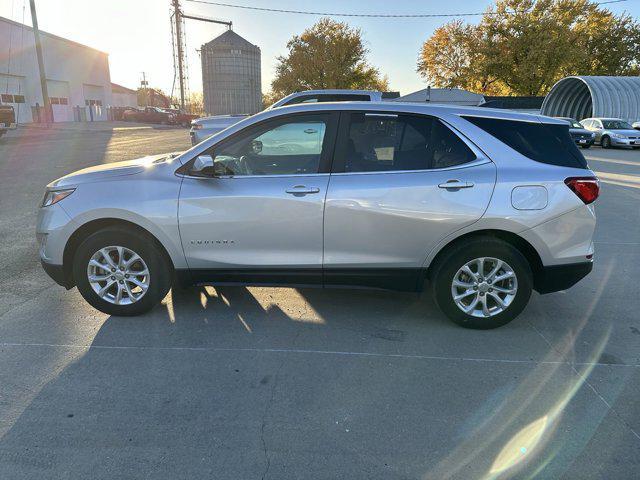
[[73, 227, 172, 316], [601, 136, 611, 148], [431, 238, 533, 329]]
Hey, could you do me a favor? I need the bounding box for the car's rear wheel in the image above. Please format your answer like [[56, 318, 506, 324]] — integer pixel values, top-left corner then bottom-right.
[[73, 228, 172, 316], [601, 136, 611, 148], [431, 238, 533, 329]]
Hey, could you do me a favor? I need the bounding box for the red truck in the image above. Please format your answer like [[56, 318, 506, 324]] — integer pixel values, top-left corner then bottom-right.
[[122, 106, 174, 124], [162, 108, 199, 128]]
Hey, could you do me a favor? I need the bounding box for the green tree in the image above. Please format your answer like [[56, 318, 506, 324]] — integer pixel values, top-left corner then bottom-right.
[[417, 0, 640, 96], [417, 20, 506, 95], [269, 18, 389, 100]]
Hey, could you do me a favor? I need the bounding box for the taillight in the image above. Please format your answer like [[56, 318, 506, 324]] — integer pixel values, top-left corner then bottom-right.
[[564, 177, 599, 204]]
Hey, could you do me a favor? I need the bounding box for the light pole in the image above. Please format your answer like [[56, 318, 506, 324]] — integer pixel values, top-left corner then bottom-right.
[[29, 0, 51, 125]]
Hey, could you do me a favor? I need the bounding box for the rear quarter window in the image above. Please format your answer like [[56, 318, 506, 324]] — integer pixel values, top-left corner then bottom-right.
[[462, 116, 587, 169]]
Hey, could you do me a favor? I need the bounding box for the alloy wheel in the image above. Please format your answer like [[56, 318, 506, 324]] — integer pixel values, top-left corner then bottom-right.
[[86, 246, 150, 305], [451, 257, 518, 318]]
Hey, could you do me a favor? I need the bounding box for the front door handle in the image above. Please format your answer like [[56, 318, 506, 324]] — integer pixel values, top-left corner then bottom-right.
[[285, 185, 321, 195], [438, 180, 475, 190]]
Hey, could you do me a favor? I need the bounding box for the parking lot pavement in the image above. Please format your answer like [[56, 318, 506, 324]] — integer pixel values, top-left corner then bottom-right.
[[0, 128, 639, 479]]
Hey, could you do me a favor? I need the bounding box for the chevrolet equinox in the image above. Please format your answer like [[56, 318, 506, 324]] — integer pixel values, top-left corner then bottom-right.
[[37, 102, 598, 329]]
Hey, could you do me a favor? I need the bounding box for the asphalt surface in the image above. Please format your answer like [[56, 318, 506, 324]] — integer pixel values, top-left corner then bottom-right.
[[0, 126, 638, 479]]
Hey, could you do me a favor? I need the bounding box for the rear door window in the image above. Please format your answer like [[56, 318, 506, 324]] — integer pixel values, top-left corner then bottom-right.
[[462, 116, 587, 169], [336, 112, 476, 173]]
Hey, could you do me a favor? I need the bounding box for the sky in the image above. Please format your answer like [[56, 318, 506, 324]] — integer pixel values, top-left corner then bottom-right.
[[1, 0, 638, 97]]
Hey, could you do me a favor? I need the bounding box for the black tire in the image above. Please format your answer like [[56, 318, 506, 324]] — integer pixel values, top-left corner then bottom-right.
[[430, 237, 533, 329], [73, 227, 172, 316], [580, 145, 591, 149], [601, 136, 611, 148]]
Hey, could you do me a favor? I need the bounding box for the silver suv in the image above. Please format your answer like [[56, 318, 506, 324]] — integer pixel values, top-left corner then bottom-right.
[[37, 103, 598, 329]]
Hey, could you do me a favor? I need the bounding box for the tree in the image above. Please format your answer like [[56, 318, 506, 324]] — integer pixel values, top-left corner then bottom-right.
[[269, 18, 389, 100], [417, 20, 506, 95], [417, 0, 640, 96], [187, 91, 204, 115], [137, 87, 171, 108]]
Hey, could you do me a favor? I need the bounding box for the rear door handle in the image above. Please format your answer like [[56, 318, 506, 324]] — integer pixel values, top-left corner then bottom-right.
[[285, 185, 321, 195], [438, 180, 474, 190]]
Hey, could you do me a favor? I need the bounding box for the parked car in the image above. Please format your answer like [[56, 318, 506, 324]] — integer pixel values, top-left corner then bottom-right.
[[162, 108, 199, 128], [37, 103, 598, 329], [0, 103, 16, 139], [580, 117, 640, 149], [190, 89, 384, 145], [556, 117, 595, 148], [122, 106, 175, 124]]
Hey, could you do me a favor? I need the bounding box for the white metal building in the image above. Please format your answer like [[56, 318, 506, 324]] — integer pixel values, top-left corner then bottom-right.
[[110, 83, 138, 108], [541, 76, 640, 123], [0, 15, 112, 123]]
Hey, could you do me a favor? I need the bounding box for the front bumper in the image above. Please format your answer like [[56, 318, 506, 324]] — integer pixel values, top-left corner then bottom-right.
[[1, 122, 17, 130], [610, 137, 639, 147], [41, 259, 73, 289], [535, 261, 593, 294], [572, 137, 594, 147]]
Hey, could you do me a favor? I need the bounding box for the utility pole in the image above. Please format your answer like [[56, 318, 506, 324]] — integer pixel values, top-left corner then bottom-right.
[[170, 1, 231, 112], [141, 72, 148, 106], [172, 0, 186, 111], [29, 0, 51, 124]]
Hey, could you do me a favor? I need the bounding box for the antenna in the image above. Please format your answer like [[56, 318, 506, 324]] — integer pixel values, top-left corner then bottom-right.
[[171, 0, 231, 112]]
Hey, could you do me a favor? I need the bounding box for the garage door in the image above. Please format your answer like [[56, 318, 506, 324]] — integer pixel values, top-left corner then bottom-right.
[[83, 84, 106, 121], [0, 74, 31, 123], [47, 79, 72, 122]]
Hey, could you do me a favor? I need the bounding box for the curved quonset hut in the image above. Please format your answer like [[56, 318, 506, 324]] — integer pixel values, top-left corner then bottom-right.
[[541, 76, 640, 122]]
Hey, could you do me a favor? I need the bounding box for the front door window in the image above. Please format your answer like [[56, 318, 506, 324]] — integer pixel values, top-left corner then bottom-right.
[[206, 115, 330, 176]]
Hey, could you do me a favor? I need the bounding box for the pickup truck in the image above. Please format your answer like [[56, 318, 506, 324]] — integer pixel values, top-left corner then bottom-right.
[[190, 89, 383, 145], [122, 106, 175, 125], [162, 108, 199, 128], [0, 103, 16, 139]]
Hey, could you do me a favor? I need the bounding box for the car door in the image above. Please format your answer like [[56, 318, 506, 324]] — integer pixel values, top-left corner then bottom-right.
[[323, 111, 496, 290], [178, 112, 338, 285]]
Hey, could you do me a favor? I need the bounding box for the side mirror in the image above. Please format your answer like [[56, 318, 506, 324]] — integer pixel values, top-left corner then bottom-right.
[[191, 155, 215, 175]]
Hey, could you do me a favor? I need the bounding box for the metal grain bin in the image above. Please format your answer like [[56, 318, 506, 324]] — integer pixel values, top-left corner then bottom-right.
[[201, 30, 261, 116]]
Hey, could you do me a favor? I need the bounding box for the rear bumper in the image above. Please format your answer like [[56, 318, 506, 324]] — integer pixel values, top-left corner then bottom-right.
[[41, 260, 73, 289], [534, 261, 593, 294]]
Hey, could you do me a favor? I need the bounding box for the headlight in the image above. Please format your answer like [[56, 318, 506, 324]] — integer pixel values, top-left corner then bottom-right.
[[591, 132, 596, 138], [612, 133, 624, 139], [191, 124, 203, 130], [42, 188, 75, 207]]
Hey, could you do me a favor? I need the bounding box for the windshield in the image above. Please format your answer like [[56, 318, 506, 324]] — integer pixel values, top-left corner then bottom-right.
[[558, 118, 583, 128], [602, 120, 633, 129]]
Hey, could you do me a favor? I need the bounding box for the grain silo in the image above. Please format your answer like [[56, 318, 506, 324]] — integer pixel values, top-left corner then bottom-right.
[[201, 30, 261, 116]]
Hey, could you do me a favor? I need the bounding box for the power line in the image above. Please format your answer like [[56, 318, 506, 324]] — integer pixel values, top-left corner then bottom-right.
[[185, 0, 629, 18]]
